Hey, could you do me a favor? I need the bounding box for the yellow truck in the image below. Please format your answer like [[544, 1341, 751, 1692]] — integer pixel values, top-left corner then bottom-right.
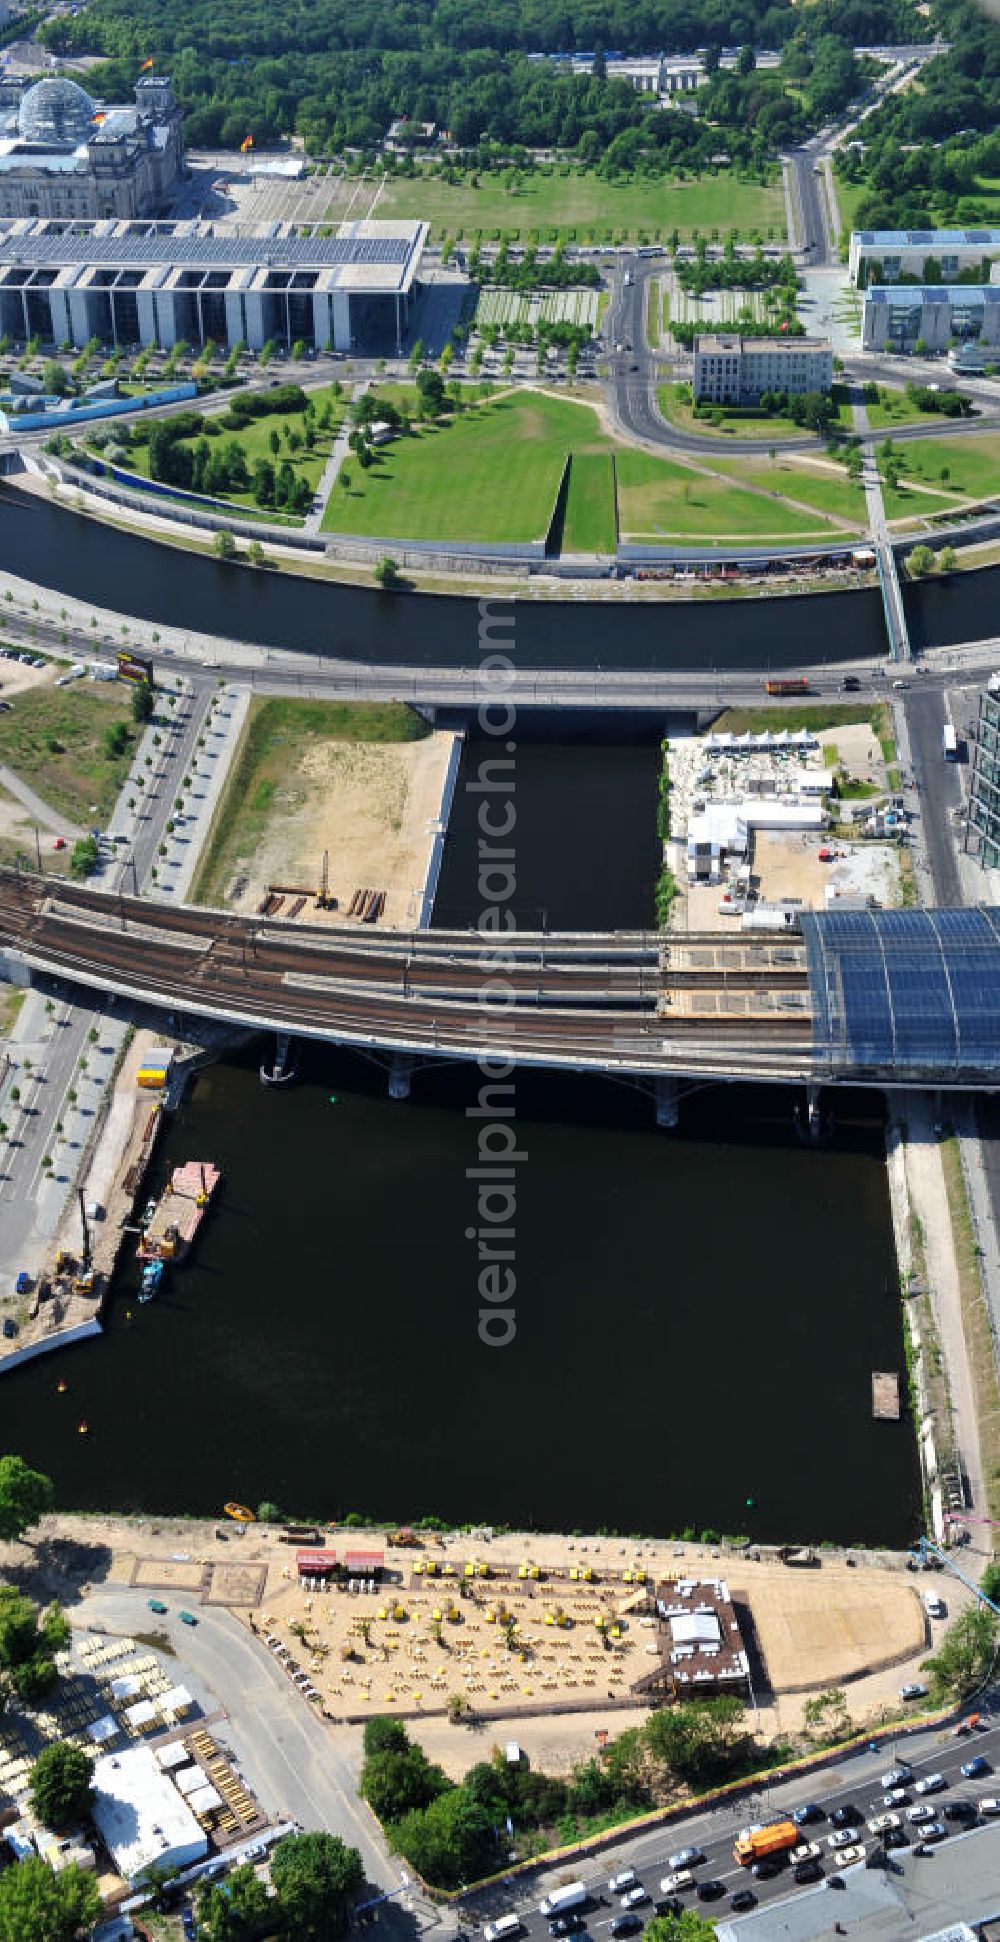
[[733, 1820, 799, 1868]]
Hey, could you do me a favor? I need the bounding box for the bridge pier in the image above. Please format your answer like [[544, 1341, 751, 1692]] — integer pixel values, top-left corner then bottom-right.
[[387, 1053, 416, 1101], [260, 1033, 296, 1087], [654, 1075, 680, 1130]]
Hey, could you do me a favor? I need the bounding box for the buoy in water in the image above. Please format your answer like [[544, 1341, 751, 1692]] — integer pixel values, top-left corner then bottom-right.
[[77, 1422, 89, 1436], [57, 1380, 67, 1394]]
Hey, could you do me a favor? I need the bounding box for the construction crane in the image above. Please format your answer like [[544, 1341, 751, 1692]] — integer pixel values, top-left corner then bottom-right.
[[913, 1535, 1000, 1616]]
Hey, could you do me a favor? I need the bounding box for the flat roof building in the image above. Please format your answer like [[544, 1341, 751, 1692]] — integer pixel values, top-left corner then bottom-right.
[[849, 227, 1000, 286], [970, 684, 1000, 870], [0, 215, 428, 353], [631, 1576, 750, 1701], [91, 1746, 208, 1886], [861, 283, 1000, 353], [693, 332, 833, 404]]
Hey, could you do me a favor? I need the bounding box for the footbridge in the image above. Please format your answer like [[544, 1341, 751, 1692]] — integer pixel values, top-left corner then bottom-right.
[[1, 872, 999, 1093]]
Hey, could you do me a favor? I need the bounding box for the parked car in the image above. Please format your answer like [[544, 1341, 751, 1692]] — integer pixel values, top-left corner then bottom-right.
[[915, 1774, 946, 1796], [730, 1890, 757, 1912], [621, 1890, 647, 1909], [884, 1828, 909, 1851], [923, 1593, 947, 1618], [836, 1845, 866, 1867], [961, 1757, 990, 1779], [147, 1598, 167, 1615], [945, 1802, 977, 1824], [793, 1859, 823, 1884], [791, 1843, 821, 1864], [696, 1881, 724, 1903], [793, 1803, 823, 1825], [883, 1790, 909, 1808], [609, 1919, 640, 1937], [920, 1822, 947, 1843], [907, 1804, 935, 1824], [868, 1814, 900, 1834], [831, 1807, 859, 1829], [900, 1682, 928, 1701], [829, 1829, 861, 1850], [979, 1798, 1000, 1816], [881, 1769, 912, 1790]]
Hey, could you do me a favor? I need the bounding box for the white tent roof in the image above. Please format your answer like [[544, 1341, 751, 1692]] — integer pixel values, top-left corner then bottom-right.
[[124, 1699, 158, 1728], [187, 1783, 223, 1815], [110, 1675, 141, 1700], [159, 1684, 193, 1714], [92, 1746, 208, 1886], [156, 1742, 192, 1771], [174, 1763, 207, 1797], [670, 1610, 722, 1648], [87, 1714, 118, 1744]]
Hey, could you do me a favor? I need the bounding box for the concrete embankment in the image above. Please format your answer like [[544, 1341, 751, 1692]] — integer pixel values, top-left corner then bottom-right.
[[416, 729, 464, 928]]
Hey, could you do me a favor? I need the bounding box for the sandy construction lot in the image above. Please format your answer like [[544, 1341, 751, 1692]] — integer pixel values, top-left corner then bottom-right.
[[227, 730, 454, 928]]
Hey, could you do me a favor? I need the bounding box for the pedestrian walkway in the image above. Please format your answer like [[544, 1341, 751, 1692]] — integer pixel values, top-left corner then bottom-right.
[[0, 764, 85, 842], [303, 387, 366, 536]]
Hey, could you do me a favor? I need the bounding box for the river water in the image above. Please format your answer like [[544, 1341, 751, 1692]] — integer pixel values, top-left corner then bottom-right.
[[0, 1050, 920, 1546]]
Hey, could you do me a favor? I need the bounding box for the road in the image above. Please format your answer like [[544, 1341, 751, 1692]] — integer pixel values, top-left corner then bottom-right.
[[74, 1586, 399, 1891], [466, 1694, 1000, 1930], [904, 687, 964, 905]]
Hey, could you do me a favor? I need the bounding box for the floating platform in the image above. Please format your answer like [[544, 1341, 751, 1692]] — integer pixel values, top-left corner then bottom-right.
[[138, 1161, 221, 1263], [872, 1371, 900, 1420]]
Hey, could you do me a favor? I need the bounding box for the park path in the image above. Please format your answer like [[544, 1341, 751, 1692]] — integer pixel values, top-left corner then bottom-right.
[[304, 382, 368, 536], [0, 761, 85, 841]]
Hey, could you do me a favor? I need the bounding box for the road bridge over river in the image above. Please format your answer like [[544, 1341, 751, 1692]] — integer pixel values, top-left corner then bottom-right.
[[2, 873, 1000, 1097]]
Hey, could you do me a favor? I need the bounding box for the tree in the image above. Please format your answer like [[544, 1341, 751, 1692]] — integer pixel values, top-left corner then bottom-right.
[[644, 1698, 753, 1787], [937, 545, 957, 573], [30, 1742, 94, 1829], [923, 1604, 999, 1702], [0, 1585, 40, 1666], [0, 1856, 100, 1942], [374, 556, 401, 589], [392, 1787, 498, 1889], [196, 1862, 271, 1941], [246, 539, 266, 568], [644, 1915, 717, 1942], [361, 1743, 449, 1823], [907, 543, 935, 578], [363, 1715, 411, 1758], [213, 529, 237, 560], [131, 678, 154, 724], [0, 1455, 52, 1542], [270, 1831, 364, 1940]]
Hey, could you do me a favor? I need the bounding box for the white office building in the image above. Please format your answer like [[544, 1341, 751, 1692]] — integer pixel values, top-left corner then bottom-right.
[[861, 283, 1000, 353], [693, 333, 833, 403], [0, 215, 427, 353], [848, 227, 1000, 287]]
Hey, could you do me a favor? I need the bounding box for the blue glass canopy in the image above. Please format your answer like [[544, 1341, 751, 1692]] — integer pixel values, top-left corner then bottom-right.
[[801, 907, 1000, 1076]]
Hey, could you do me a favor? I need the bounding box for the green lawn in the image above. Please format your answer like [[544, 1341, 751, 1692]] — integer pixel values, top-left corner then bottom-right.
[[893, 435, 1000, 501], [863, 387, 942, 431], [0, 681, 139, 826], [831, 174, 869, 240], [191, 698, 429, 908], [324, 390, 611, 543], [560, 454, 617, 553], [703, 456, 869, 527], [646, 278, 661, 349], [657, 382, 811, 442], [614, 451, 838, 541], [107, 384, 345, 518], [376, 169, 786, 243]]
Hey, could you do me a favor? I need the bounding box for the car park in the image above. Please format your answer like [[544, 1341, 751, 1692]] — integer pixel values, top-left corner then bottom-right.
[[792, 1803, 823, 1825], [915, 1774, 946, 1796], [730, 1891, 757, 1913], [868, 1814, 900, 1834], [961, 1757, 990, 1779], [667, 1849, 703, 1872], [829, 1829, 861, 1850], [793, 1859, 823, 1884]]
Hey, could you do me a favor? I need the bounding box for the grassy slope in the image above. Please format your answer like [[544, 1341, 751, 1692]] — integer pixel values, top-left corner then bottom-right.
[[324, 391, 611, 543], [190, 699, 429, 908], [894, 435, 1000, 499], [615, 450, 836, 540], [0, 683, 138, 825], [376, 170, 786, 241], [561, 453, 617, 553], [710, 457, 869, 527]]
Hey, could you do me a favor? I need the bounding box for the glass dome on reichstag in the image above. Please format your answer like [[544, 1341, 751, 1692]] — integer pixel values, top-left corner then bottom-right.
[[17, 77, 96, 149]]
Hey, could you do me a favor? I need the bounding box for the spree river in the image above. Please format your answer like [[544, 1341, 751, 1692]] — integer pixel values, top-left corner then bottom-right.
[[0, 1051, 920, 1547]]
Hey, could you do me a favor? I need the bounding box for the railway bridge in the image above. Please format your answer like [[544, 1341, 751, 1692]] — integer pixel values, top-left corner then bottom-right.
[[0, 872, 998, 1104]]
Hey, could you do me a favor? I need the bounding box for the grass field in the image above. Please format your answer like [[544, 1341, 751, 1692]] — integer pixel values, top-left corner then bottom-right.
[[863, 387, 945, 432], [697, 456, 869, 528], [323, 390, 611, 543], [657, 382, 812, 442], [0, 683, 139, 826], [831, 173, 869, 241], [560, 453, 618, 553], [191, 698, 429, 908], [614, 451, 837, 541], [112, 384, 345, 517], [647, 279, 661, 349], [376, 169, 786, 243], [893, 435, 1000, 501]]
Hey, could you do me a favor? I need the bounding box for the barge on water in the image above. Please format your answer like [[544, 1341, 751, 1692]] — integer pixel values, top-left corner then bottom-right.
[[137, 1161, 221, 1289]]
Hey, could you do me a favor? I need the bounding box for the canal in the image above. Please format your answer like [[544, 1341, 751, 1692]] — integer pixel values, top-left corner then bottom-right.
[[0, 1051, 920, 1547]]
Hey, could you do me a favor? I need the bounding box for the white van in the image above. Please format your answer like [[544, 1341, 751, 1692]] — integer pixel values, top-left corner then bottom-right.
[[609, 1873, 637, 1896], [484, 1920, 522, 1942]]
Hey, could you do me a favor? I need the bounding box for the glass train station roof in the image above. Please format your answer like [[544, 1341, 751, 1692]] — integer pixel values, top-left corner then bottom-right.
[[801, 907, 1000, 1076]]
